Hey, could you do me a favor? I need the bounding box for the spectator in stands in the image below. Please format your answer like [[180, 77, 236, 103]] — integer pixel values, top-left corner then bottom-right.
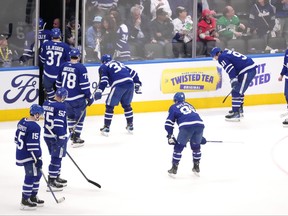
[[118, 0, 152, 20], [197, 0, 214, 18], [126, 4, 151, 58], [0, 34, 19, 67], [249, 0, 276, 48], [110, 8, 131, 61], [53, 18, 61, 29], [65, 17, 82, 48], [150, 8, 174, 46], [197, 9, 219, 56], [87, 0, 118, 18], [172, 6, 193, 58], [217, 6, 246, 42], [86, 16, 103, 61], [100, 15, 117, 57], [150, 0, 172, 20], [271, 0, 288, 48], [168, 0, 193, 19]]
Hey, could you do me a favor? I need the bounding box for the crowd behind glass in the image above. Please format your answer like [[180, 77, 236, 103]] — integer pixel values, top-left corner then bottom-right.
[[0, 0, 287, 68]]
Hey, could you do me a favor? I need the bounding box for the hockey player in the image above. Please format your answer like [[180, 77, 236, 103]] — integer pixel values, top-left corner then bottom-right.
[[110, 9, 131, 61], [56, 48, 94, 147], [40, 28, 71, 100], [43, 88, 68, 191], [19, 18, 51, 105], [15, 104, 45, 210], [279, 49, 288, 127], [165, 92, 204, 176], [19, 18, 51, 64], [210, 47, 257, 121], [94, 54, 142, 136]]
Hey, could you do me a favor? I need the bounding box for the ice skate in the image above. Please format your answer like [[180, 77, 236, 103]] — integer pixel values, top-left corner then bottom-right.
[[71, 132, 85, 148], [192, 161, 200, 176], [126, 123, 133, 134], [56, 176, 67, 187], [20, 198, 37, 210], [228, 106, 244, 118], [225, 112, 240, 122], [168, 163, 178, 176], [100, 125, 110, 137], [47, 177, 64, 192], [30, 196, 44, 207], [283, 119, 288, 127], [71, 137, 85, 148]]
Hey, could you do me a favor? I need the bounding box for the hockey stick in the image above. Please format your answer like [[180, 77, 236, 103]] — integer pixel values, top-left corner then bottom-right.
[[66, 151, 101, 188], [222, 90, 232, 103], [31, 152, 65, 203], [45, 129, 100, 188], [40, 169, 65, 203]]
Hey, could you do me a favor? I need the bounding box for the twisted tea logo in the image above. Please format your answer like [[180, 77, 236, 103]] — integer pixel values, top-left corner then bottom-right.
[[4, 74, 39, 103]]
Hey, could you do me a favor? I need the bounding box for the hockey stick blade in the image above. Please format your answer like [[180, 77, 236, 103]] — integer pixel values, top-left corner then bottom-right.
[[40, 169, 65, 204], [88, 179, 101, 188], [67, 151, 101, 188], [57, 197, 65, 203]]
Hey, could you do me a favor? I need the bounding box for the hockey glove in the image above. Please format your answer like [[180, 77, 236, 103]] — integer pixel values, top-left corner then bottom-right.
[[231, 78, 240, 91], [167, 134, 177, 145], [94, 89, 103, 100], [200, 137, 207, 145], [19, 55, 28, 64], [35, 158, 43, 168], [86, 95, 94, 106], [135, 83, 142, 94]]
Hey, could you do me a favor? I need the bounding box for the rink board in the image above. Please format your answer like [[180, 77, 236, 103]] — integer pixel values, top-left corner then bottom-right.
[[0, 54, 285, 121]]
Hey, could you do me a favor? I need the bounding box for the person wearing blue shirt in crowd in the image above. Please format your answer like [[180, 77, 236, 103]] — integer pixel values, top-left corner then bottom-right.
[[15, 104, 45, 210], [210, 47, 257, 121], [165, 92, 205, 176], [94, 54, 142, 136], [40, 28, 71, 100], [56, 48, 94, 147], [86, 16, 102, 61], [43, 88, 68, 192]]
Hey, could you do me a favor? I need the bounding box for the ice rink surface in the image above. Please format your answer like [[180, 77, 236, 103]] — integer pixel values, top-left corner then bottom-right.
[[1, 104, 288, 215]]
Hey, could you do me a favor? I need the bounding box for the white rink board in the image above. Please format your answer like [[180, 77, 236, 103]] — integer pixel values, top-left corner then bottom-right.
[[0, 55, 285, 110]]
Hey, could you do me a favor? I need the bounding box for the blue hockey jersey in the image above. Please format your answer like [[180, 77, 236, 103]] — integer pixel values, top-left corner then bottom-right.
[[22, 29, 52, 61], [98, 60, 141, 91], [14, 118, 42, 166], [218, 49, 257, 80], [281, 49, 288, 76], [115, 24, 131, 59], [40, 40, 71, 80], [56, 62, 92, 101], [42, 100, 67, 140], [165, 102, 204, 135]]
